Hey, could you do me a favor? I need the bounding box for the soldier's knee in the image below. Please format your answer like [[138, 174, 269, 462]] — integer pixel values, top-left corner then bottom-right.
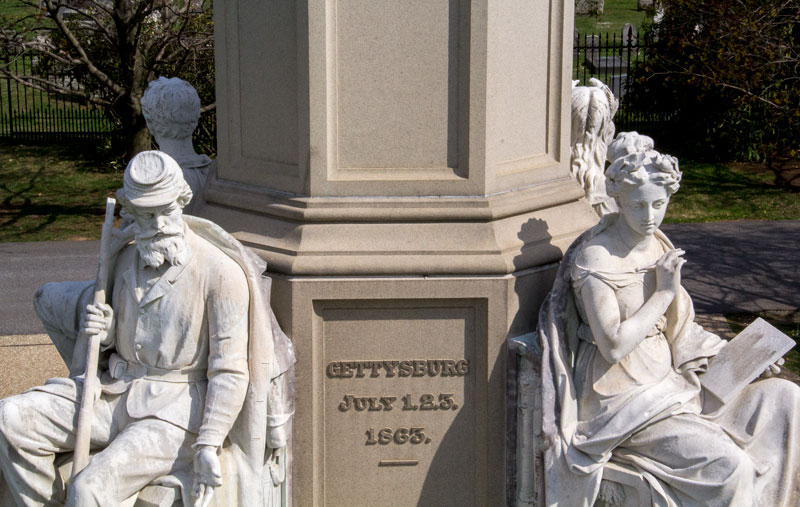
[[33, 282, 59, 319], [0, 397, 26, 447], [67, 467, 111, 507]]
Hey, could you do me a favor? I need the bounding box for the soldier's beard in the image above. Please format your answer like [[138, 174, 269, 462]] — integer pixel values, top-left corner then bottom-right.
[[135, 228, 187, 268]]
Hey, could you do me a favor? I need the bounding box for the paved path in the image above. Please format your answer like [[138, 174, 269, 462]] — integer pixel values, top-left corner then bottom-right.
[[0, 240, 98, 335], [0, 241, 97, 396], [1, 220, 798, 335], [661, 220, 800, 314]]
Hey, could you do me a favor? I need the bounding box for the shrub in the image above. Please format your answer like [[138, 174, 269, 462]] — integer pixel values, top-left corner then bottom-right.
[[627, 0, 799, 165]]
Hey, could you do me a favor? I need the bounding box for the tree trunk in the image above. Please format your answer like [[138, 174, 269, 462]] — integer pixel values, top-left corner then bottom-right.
[[125, 119, 152, 160], [115, 93, 151, 161]]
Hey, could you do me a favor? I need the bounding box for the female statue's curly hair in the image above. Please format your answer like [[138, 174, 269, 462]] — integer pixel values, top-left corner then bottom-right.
[[605, 149, 682, 199]]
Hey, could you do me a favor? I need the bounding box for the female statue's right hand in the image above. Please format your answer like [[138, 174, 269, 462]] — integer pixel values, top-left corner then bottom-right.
[[655, 248, 686, 295]]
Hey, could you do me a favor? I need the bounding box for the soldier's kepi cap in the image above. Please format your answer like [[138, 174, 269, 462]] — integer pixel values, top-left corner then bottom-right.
[[118, 151, 187, 207]]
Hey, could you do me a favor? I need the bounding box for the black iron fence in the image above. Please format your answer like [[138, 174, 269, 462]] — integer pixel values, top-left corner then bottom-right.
[[0, 52, 118, 142], [0, 52, 217, 155], [573, 28, 665, 132], [2, 32, 659, 148]]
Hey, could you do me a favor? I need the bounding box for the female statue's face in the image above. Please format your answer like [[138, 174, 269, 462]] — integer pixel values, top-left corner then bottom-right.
[[617, 179, 669, 237]]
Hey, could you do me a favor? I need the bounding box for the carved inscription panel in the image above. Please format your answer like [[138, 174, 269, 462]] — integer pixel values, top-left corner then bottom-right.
[[318, 300, 482, 507]]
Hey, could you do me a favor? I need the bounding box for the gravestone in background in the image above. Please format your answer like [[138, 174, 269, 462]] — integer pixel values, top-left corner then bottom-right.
[[576, 0, 604, 14], [203, 1, 597, 505], [622, 23, 638, 44]]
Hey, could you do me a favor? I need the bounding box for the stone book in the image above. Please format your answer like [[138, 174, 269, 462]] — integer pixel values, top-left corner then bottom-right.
[[701, 318, 796, 404]]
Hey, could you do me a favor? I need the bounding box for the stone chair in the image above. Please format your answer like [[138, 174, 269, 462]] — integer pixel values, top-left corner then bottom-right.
[[510, 333, 651, 507]]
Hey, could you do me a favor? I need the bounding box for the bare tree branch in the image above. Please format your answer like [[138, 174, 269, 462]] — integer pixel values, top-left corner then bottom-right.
[[1, 0, 215, 157], [41, 0, 124, 95], [0, 71, 111, 107]]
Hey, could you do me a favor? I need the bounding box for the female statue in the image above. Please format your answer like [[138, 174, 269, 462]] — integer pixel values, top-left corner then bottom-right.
[[537, 134, 800, 506]]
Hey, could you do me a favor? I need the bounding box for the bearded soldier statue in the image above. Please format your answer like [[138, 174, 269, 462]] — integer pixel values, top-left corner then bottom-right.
[[0, 151, 295, 507]]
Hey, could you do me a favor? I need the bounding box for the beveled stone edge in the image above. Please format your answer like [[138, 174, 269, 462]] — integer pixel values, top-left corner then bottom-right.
[[203, 172, 586, 222], [200, 194, 598, 277]]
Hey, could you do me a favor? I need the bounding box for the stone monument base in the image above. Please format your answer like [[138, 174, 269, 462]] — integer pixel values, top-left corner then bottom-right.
[[199, 176, 598, 506], [270, 269, 556, 507]]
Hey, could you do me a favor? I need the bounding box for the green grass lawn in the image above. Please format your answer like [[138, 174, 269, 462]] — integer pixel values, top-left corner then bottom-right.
[[575, 0, 651, 36], [665, 161, 800, 223], [1, 143, 798, 243], [572, 0, 651, 86], [0, 143, 122, 242], [0, 0, 34, 18]]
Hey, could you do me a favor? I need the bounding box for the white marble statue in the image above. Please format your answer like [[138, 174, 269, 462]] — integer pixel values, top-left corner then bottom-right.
[[571, 78, 619, 216], [141, 77, 213, 215], [525, 134, 800, 506], [0, 151, 295, 507]]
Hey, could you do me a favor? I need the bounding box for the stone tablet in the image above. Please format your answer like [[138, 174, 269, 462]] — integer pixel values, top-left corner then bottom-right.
[[320, 300, 480, 506], [701, 317, 795, 404]]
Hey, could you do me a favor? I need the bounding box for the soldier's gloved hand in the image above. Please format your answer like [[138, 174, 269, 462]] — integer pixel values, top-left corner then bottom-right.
[[80, 303, 114, 347], [193, 445, 222, 507]]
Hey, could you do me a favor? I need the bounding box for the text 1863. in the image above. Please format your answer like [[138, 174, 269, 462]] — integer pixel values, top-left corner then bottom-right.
[[365, 427, 431, 445]]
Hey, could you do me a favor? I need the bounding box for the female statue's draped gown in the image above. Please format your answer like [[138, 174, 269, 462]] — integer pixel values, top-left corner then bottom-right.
[[539, 214, 800, 507]]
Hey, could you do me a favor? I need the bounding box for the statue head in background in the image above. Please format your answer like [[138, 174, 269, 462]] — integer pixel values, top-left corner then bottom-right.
[[141, 77, 212, 214], [141, 77, 202, 143], [570, 78, 620, 215]]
